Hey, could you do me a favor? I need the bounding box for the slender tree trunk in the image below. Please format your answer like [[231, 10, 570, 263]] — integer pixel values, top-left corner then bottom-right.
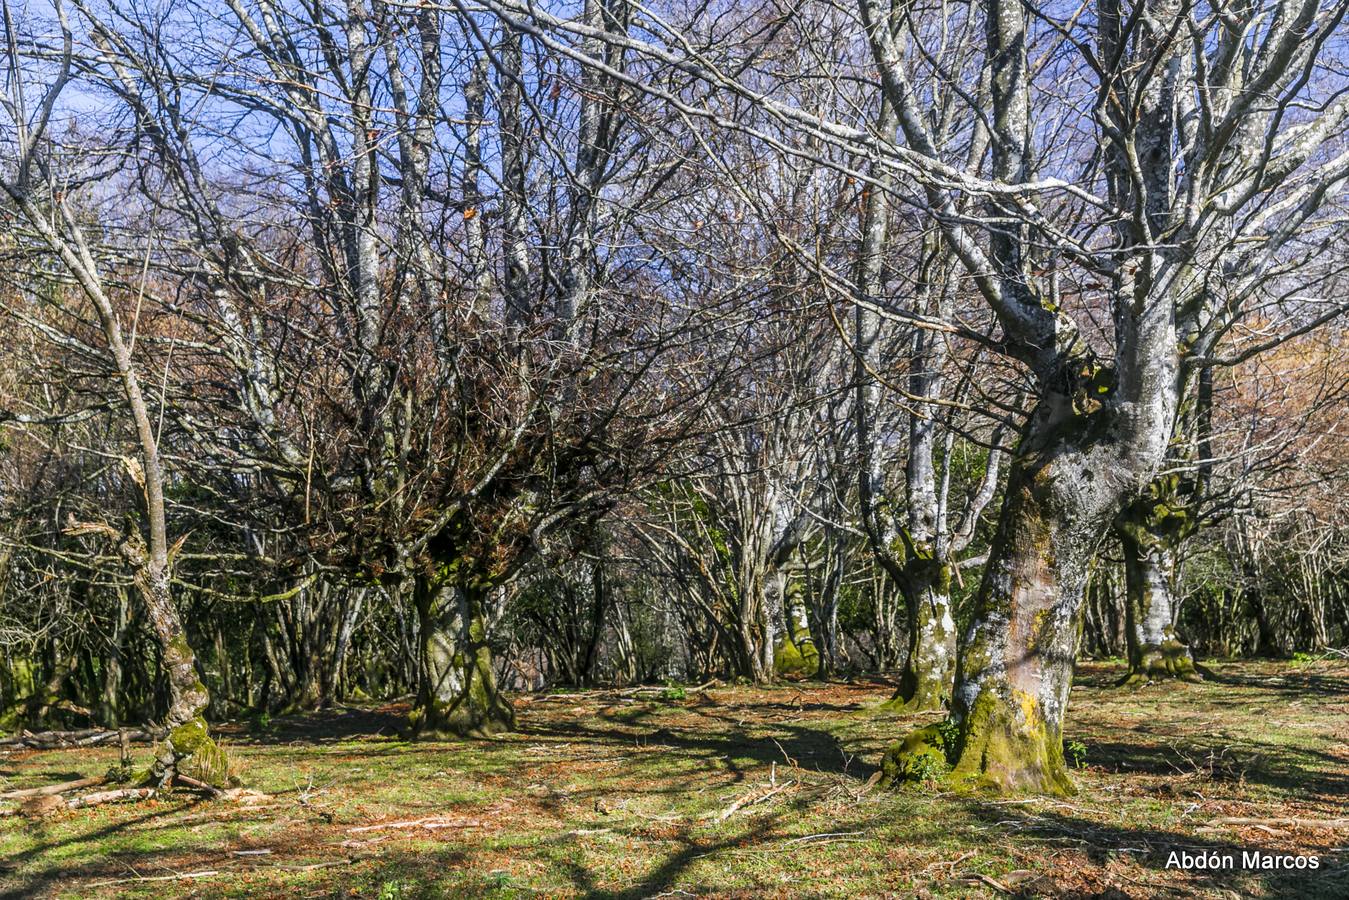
[[1118, 531, 1199, 683], [99, 589, 130, 727], [774, 573, 819, 678], [882, 557, 956, 710], [411, 575, 515, 738], [24, 647, 75, 726], [131, 548, 214, 785]]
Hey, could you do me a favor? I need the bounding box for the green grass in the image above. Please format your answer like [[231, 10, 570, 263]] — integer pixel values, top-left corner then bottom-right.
[[2, 660, 1347, 898]]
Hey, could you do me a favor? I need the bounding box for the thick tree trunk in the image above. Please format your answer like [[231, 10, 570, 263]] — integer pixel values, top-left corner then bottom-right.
[[411, 576, 515, 738], [882, 445, 1110, 795], [1119, 531, 1199, 683], [942, 477, 1087, 794]]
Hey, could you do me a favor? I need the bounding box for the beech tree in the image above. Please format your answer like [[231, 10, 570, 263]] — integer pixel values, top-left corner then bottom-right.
[[859, 0, 1349, 791], [0, 0, 220, 784]]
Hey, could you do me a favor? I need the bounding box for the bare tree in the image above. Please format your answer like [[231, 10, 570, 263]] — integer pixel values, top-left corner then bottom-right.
[[0, 0, 218, 784]]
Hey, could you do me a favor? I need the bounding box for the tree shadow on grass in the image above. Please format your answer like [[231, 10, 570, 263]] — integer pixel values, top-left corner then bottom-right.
[[221, 705, 408, 746], [1200, 666, 1349, 698], [962, 800, 1346, 900], [1081, 735, 1349, 798], [528, 710, 878, 784], [552, 816, 781, 899], [0, 799, 210, 900]]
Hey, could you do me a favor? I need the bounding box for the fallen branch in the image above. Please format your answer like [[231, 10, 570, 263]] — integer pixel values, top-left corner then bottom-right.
[[15, 786, 159, 816], [88, 870, 220, 888], [959, 872, 1012, 894], [1203, 816, 1349, 830], [173, 773, 224, 798], [781, 831, 865, 845], [347, 816, 484, 833], [0, 728, 161, 751], [713, 781, 794, 821], [0, 774, 106, 800]]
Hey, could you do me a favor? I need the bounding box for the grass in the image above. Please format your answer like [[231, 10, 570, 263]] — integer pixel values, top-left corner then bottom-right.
[[1, 659, 1347, 898]]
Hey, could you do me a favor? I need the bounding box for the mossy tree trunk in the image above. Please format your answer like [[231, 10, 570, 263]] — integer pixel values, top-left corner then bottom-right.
[[1115, 477, 1200, 683], [854, 157, 991, 714], [882, 379, 1177, 795], [1119, 531, 1199, 683], [922, 470, 1090, 795], [128, 538, 215, 786], [883, 555, 956, 711], [411, 575, 515, 738], [774, 574, 819, 678]]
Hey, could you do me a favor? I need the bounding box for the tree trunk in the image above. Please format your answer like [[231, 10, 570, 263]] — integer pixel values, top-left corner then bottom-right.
[[1119, 531, 1199, 683], [98, 590, 129, 728], [133, 557, 215, 786], [945, 476, 1085, 794], [883, 451, 1105, 795], [411, 576, 515, 738], [882, 557, 956, 711], [774, 574, 819, 678]]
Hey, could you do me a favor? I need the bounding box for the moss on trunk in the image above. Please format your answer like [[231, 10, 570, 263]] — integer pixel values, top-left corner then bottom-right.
[[947, 688, 1075, 795], [774, 580, 819, 678], [884, 454, 1089, 796], [1116, 487, 1200, 685], [138, 563, 219, 787], [879, 555, 955, 712], [412, 576, 516, 739]]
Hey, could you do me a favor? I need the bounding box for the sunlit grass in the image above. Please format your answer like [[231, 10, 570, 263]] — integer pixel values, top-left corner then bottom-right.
[[1, 660, 1346, 898]]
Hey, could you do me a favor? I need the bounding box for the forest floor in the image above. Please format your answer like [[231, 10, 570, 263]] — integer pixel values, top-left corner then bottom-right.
[[1, 659, 1347, 899]]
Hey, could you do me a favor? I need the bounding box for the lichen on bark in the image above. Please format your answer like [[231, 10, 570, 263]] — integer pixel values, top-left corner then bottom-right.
[[880, 553, 956, 712], [411, 573, 516, 739], [1115, 477, 1201, 685]]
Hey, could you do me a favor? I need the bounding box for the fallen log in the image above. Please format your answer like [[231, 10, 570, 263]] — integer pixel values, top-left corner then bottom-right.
[[64, 787, 156, 810], [0, 775, 107, 801], [0, 728, 162, 751]]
